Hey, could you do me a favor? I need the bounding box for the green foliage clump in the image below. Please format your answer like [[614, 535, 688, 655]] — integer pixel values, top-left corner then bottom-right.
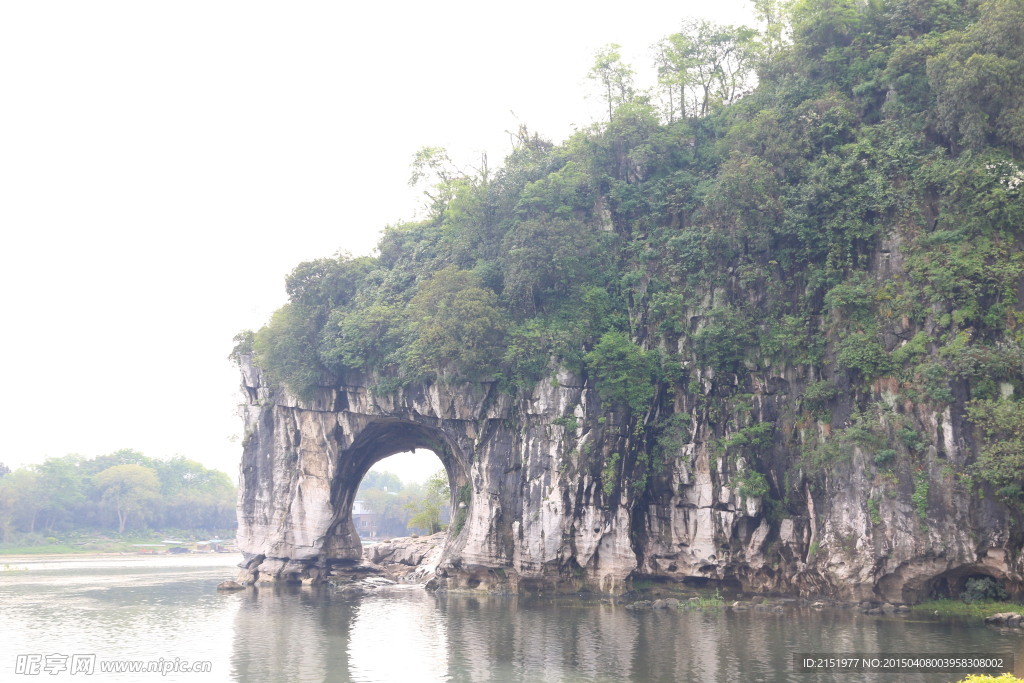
[[899, 427, 925, 453], [405, 267, 509, 381], [252, 303, 324, 399], [867, 496, 881, 525], [961, 576, 1009, 604], [890, 331, 930, 369], [693, 307, 756, 374], [602, 452, 621, 497], [873, 449, 896, 467], [737, 469, 770, 499], [802, 380, 838, 420], [94, 464, 160, 534], [761, 314, 820, 366], [824, 272, 875, 324], [285, 255, 375, 310], [801, 437, 850, 471], [500, 218, 609, 317], [584, 332, 658, 413], [552, 415, 580, 431], [654, 413, 692, 460], [914, 599, 1024, 623], [916, 362, 955, 404], [965, 399, 1024, 508], [325, 302, 405, 374], [912, 470, 929, 523], [229, 330, 255, 361], [836, 330, 891, 380], [725, 422, 775, 451], [927, 0, 1024, 153], [951, 342, 1024, 400], [802, 409, 887, 471], [684, 589, 725, 611]]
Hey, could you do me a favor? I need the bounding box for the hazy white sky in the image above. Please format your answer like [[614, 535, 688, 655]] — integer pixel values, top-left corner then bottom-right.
[[1, 0, 754, 484]]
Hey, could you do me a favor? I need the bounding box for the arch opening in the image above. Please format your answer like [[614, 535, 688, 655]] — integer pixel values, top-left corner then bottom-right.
[[321, 419, 472, 566], [353, 449, 451, 541]]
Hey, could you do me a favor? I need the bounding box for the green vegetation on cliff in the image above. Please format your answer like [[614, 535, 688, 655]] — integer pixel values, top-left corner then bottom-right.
[[242, 0, 1024, 512]]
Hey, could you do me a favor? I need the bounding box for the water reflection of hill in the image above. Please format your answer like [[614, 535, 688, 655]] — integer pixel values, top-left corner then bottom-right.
[[229, 585, 1024, 681]]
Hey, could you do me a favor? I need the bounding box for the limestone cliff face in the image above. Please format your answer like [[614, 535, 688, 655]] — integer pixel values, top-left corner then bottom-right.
[[235, 350, 1023, 600], [633, 368, 1023, 602]]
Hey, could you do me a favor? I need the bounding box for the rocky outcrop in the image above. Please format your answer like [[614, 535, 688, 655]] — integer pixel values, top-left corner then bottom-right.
[[984, 612, 1023, 627], [365, 533, 445, 583], [216, 580, 245, 591], [366, 534, 445, 567], [234, 353, 1024, 601]]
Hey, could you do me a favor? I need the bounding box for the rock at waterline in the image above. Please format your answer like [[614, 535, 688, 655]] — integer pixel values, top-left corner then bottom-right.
[[216, 580, 245, 591], [365, 533, 445, 583], [984, 612, 1023, 627]]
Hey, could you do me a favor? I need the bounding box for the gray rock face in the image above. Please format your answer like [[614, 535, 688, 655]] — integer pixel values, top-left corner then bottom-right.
[[984, 612, 1023, 627], [368, 533, 444, 566], [366, 533, 445, 583], [235, 360, 638, 592], [234, 357, 1024, 600]]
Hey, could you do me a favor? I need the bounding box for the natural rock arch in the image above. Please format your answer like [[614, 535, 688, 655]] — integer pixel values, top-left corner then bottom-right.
[[234, 357, 641, 592]]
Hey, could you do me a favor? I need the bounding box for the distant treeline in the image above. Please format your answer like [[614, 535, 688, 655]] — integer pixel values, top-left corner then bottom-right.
[[0, 449, 236, 540]]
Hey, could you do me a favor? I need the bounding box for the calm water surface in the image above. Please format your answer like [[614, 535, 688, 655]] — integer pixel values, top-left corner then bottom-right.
[[2, 555, 1022, 682]]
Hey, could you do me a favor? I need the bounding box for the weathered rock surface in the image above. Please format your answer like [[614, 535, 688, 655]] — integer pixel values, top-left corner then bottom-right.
[[984, 612, 1023, 627], [366, 533, 445, 583], [367, 533, 445, 567], [234, 353, 1024, 601], [216, 580, 245, 591]]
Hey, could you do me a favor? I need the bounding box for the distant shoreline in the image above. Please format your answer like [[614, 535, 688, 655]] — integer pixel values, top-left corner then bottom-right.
[[1, 551, 240, 563], [2, 551, 121, 560]]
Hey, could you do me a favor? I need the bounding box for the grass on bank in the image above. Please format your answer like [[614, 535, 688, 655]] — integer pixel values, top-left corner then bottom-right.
[[686, 591, 726, 610], [0, 530, 236, 556], [0, 543, 92, 555], [0, 535, 138, 555], [629, 579, 726, 611]]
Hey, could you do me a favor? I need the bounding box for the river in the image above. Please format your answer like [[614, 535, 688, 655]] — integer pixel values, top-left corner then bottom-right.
[[1, 554, 1021, 682]]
